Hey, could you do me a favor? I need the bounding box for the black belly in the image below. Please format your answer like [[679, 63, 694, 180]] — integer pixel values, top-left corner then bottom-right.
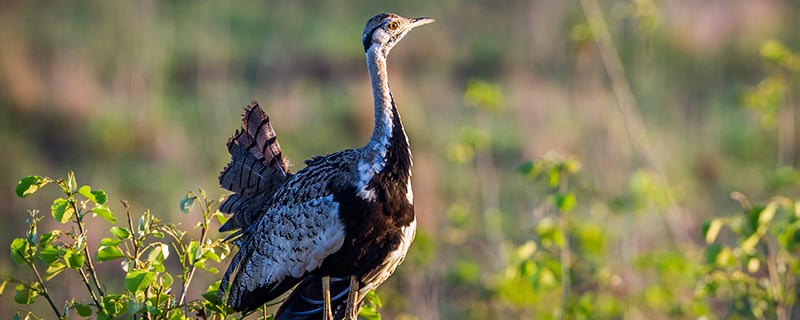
[[320, 176, 414, 278]]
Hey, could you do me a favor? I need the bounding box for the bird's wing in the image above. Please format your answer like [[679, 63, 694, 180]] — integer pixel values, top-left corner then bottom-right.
[[222, 189, 348, 313], [218, 101, 292, 232]]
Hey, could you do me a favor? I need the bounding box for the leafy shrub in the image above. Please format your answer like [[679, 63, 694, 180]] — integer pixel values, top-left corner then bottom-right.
[[698, 193, 800, 319], [4, 172, 384, 319], [5, 172, 233, 319]]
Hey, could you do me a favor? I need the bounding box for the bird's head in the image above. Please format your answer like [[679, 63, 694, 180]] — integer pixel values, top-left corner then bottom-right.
[[361, 13, 434, 55]]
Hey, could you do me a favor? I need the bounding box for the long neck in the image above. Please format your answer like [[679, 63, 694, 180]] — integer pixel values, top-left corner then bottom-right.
[[366, 46, 396, 150], [357, 45, 412, 190]]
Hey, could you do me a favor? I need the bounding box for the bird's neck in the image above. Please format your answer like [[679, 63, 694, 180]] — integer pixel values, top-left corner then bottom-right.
[[366, 47, 397, 150], [356, 45, 412, 194]]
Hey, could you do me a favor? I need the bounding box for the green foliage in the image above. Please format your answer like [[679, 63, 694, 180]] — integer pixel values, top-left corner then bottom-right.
[[4, 173, 236, 319], [4, 173, 386, 319], [464, 79, 504, 112], [358, 290, 383, 320], [698, 194, 800, 319]]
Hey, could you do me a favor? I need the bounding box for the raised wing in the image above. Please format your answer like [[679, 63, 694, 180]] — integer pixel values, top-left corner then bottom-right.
[[221, 193, 347, 314], [219, 101, 292, 232]]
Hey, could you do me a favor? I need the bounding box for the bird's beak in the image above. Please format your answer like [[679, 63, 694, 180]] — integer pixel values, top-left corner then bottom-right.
[[409, 17, 435, 28]]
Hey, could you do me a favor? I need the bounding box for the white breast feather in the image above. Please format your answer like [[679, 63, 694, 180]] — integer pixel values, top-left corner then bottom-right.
[[361, 218, 416, 294], [405, 178, 413, 204]]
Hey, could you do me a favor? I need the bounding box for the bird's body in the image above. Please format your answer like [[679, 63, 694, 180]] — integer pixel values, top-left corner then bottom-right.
[[218, 13, 433, 319]]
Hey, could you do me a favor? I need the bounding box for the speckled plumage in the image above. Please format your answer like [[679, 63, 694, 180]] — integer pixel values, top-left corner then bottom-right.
[[218, 13, 433, 319]]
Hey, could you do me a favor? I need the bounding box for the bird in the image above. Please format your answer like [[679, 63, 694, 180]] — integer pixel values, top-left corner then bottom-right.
[[217, 13, 434, 320]]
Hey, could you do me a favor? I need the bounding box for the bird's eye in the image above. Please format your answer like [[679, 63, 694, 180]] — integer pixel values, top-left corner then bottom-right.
[[388, 21, 399, 30]]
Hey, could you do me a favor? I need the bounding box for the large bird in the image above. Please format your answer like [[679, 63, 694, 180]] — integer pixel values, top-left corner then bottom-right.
[[217, 13, 433, 319]]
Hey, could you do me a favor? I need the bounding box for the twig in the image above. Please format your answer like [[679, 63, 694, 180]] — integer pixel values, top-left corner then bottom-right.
[[79, 268, 103, 314], [123, 201, 139, 269], [73, 202, 106, 298], [30, 263, 63, 319], [178, 192, 211, 306], [143, 286, 152, 320]]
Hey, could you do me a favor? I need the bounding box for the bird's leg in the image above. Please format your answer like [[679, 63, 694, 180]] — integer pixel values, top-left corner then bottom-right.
[[344, 275, 359, 320], [322, 276, 333, 320]]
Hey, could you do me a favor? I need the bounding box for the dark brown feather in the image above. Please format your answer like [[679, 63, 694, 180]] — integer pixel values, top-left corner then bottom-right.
[[218, 101, 292, 232]]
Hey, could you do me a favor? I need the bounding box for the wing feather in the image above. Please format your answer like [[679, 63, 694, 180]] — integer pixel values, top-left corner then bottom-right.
[[223, 194, 346, 313]]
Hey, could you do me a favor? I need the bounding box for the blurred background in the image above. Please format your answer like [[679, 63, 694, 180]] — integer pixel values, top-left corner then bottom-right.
[[2, 0, 800, 319]]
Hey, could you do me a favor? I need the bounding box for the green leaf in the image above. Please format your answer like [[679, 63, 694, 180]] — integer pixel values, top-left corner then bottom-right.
[[102, 294, 128, 316], [16, 176, 49, 198], [202, 249, 221, 263], [147, 243, 169, 265], [705, 244, 722, 265], [202, 280, 222, 303], [0, 279, 8, 296], [96, 245, 125, 262], [363, 290, 383, 308], [14, 284, 37, 304], [125, 270, 155, 293], [79, 186, 108, 205], [74, 303, 92, 317], [160, 272, 173, 288], [64, 249, 85, 269], [180, 193, 196, 214], [66, 171, 77, 192], [39, 246, 61, 265], [359, 290, 383, 320], [44, 264, 66, 281], [51, 198, 75, 223], [110, 227, 131, 239], [556, 192, 577, 212], [91, 205, 116, 223], [39, 231, 60, 247], [187, 240, 200, 263], [98, 237, 123, 247], [213, 211, 229, 226], [10, 238, 33, 265], [703, 219, 724, 244], [518, 161, 535, 176]]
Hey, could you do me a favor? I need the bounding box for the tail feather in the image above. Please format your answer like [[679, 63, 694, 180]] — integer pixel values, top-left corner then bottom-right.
[[218, 101, 292, 232]]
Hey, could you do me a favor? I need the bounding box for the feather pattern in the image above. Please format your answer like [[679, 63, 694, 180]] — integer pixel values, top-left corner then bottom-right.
[[218, 101, 292, 232], [221, 150, 359, 314]]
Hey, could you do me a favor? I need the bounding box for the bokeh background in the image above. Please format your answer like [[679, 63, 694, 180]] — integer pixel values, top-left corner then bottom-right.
[[2, 0, 800, 319]]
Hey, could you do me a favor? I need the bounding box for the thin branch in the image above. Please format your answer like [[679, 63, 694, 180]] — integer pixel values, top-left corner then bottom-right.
[[79, 267, 103, 314], [30, 263, 63, 319], [178, 193, 211, 305], [73, 200, 106, 298], [123, 201, 139, 269]]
